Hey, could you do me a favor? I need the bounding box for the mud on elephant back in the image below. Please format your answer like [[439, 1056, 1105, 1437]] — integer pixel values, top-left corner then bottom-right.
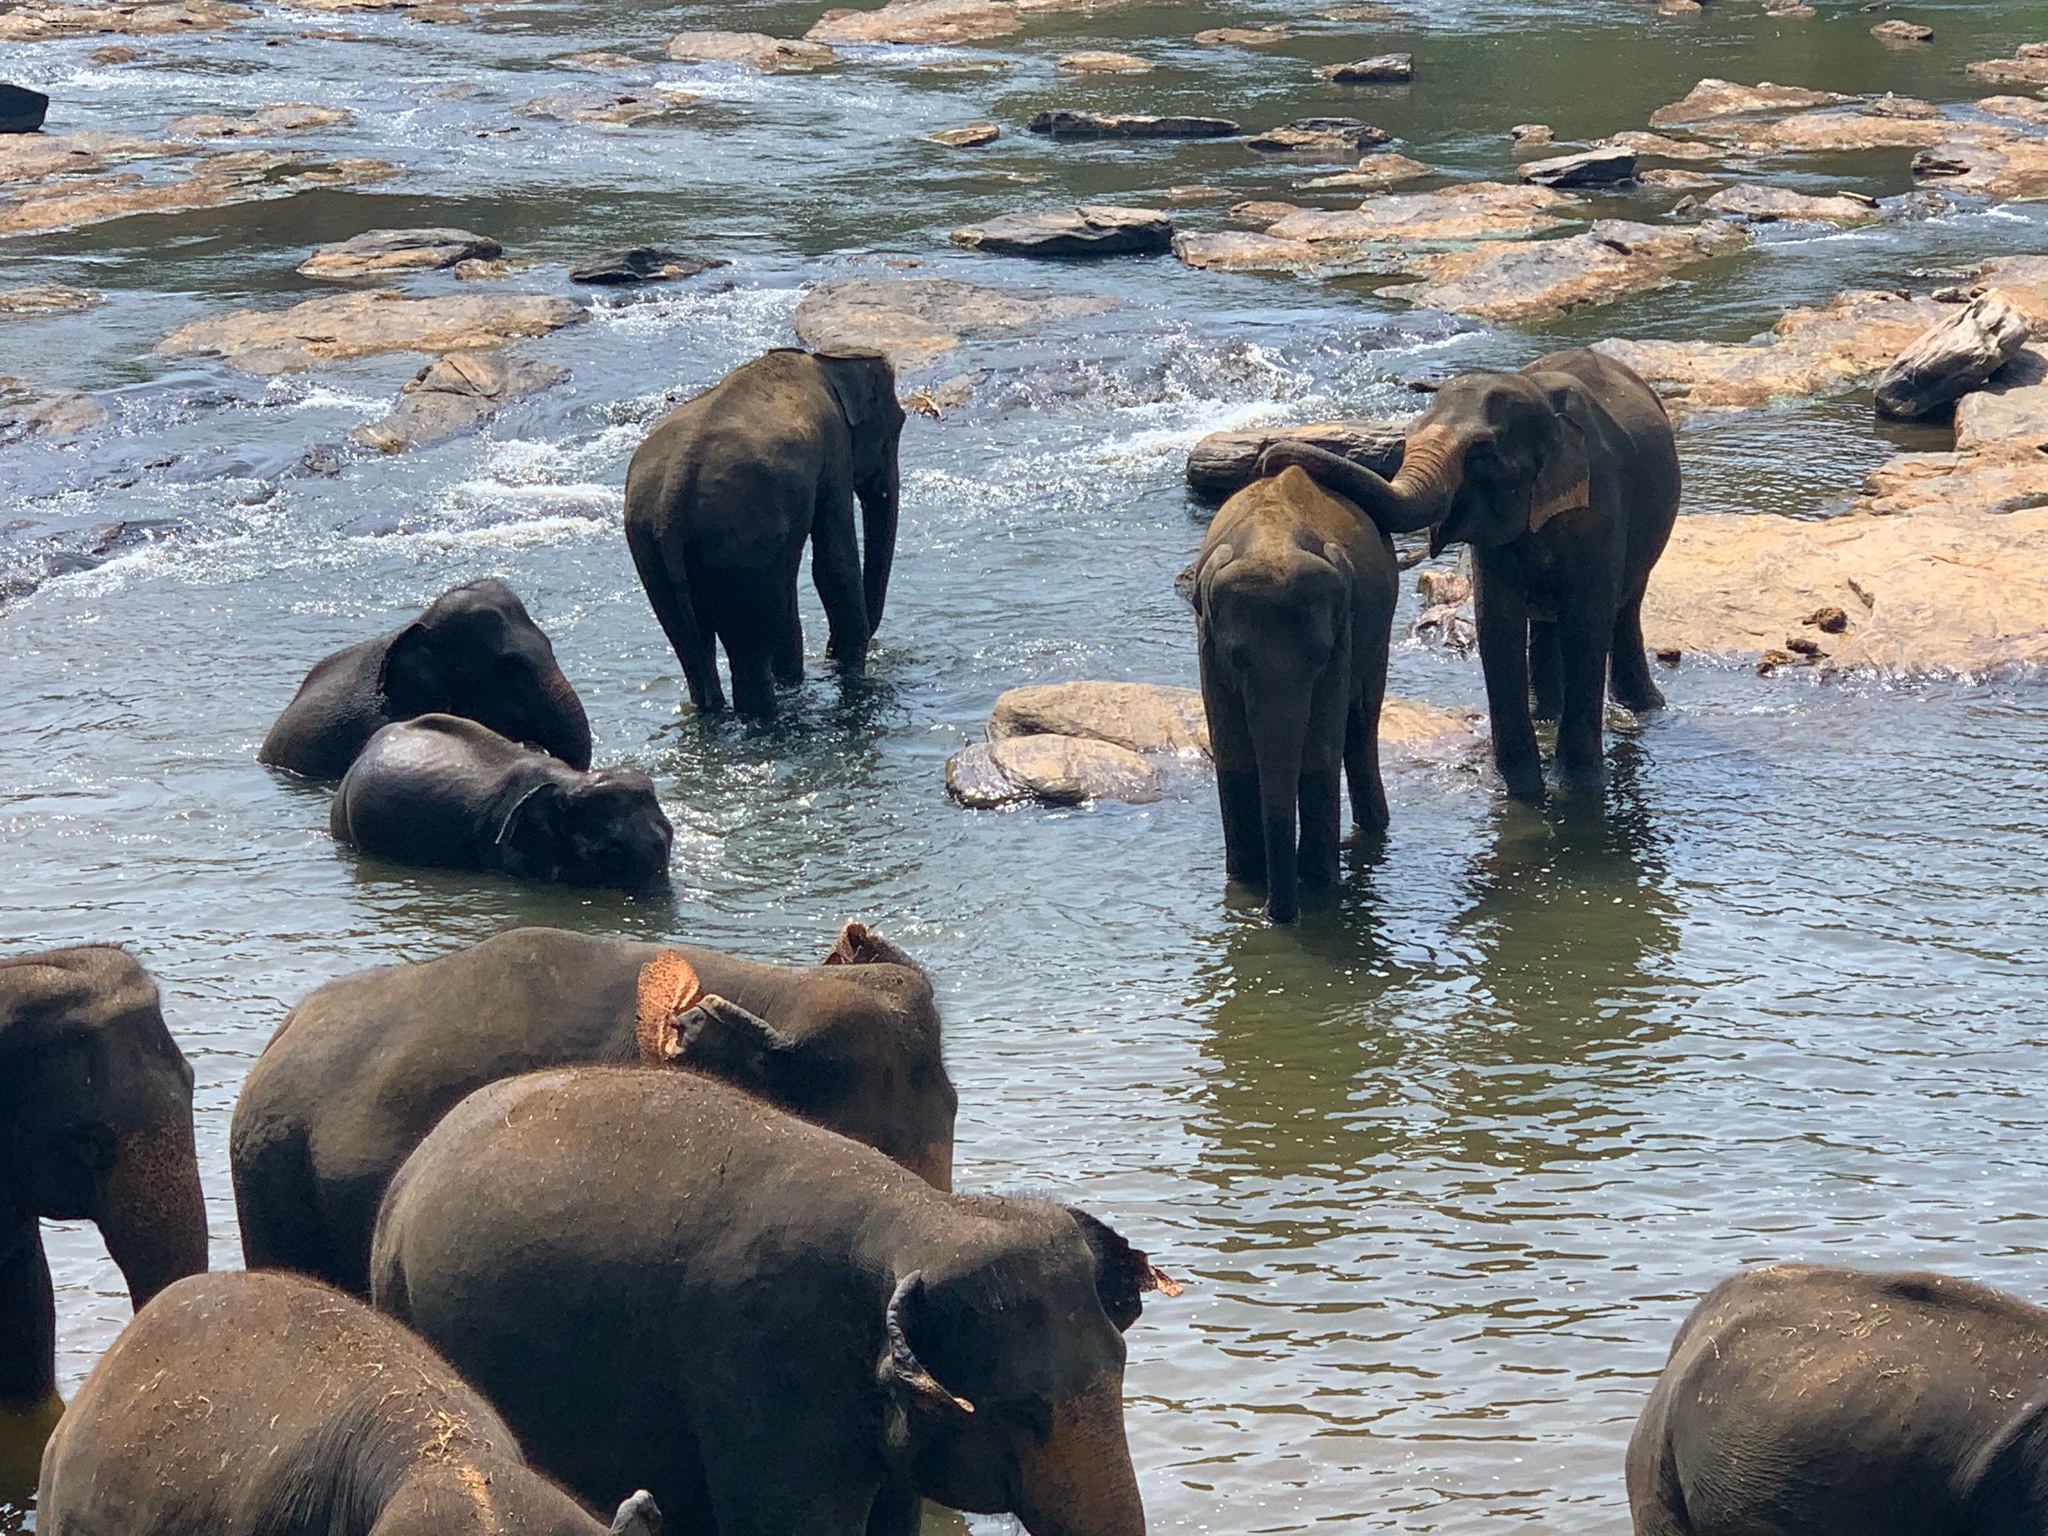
[[1264, 348, 1679, 803]]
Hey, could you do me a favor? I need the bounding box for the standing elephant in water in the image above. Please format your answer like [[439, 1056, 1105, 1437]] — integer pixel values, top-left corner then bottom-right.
[[1264, 348, 1678, 801], [259, 577, 591, 780], [624, 347, 904, 719], [0, 947, 208, 1507], [1192, 463, 1399, 924]]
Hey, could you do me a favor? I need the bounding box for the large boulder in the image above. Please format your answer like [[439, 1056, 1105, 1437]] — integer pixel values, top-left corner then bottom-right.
[[1872, 289, 2032, 420], [157, 289, 585, 374], [988, 681, 1210, 755], [1186, 417, 1409, 502], [1518, 147, 1636, 187], [351, 351, 566, 452], [1246, 118, 1390, 156], [946, 736, 1164, 808], [928, 121, 999, 147], [1966, 51, 2048, 87], [298, 227, 502, 280], [665, 31, 835, 70], [791, 275, 1115, 370], [1026, 111, 1239, 139], [1402, 219, 1748, 324], [950, 205, 1172, 258], [1700, 183, 1880, 224], [1, 83, 50, 134]]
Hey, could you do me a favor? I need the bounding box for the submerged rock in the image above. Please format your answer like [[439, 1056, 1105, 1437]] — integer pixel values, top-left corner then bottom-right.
[[946, 736, 1164, 808], [158, 289, 586, 374], [1296, 150, 1432, 189], [665, 31, 836, 70], [299, 227, 502, 280], [950, 205, 1172, 258], [929, 121, 1000, 147], [1317, 53, 1413, 83], [989, 681, 1210, 756], [1403, 219, 1748, 323], [791, 275, 1115, 370], [351, 351, 565, 452], [1186, 417, 1408, 502], [568, 247, 726, 284], [1026, 111, 1239, 139], [166, 102, 349, 138], [1246, 118, 1390, 156], [0, 283, 102, 316], [0, 149, 395, 238], [0, 375, 105, 442], [1518, 147, 1636, 187], [1, 83, 50, 134], [1872, 289, 2032, 420], [518, 90, 695, 126], [0, 129, 183, 184], [1701, 183, 1880, 224], [1056, 50, 1150, 72]]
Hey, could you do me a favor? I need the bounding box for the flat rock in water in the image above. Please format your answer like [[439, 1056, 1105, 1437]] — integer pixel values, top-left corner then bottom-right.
[[807, 0, 1021, 45], [1911, 124, 2048, 201], [569, 247, 726, 284], [167, 102, 349, 138], [951, 205, 1172, 258], [0, 0, 253, 38], [0, 283, 102, 315], [0, 149, 395, 238], [1056, 50, 1149, 72], [1872, 289, 2033, 420], [1, 83, 50, 134], [1601, 130, 1723, 162], [1171, 230, 1341, 273], [1510, 123, 1553, 147], [352, 350, 566, 451], [1640, 167, 1721, 190], [665, 31, 836, 70], [988, 681, 1210, 756], [1702, 183, 1880, 223], [1595, 289, 1969, 408], [1870, 18, 1932, 43], [1027, 110, 1239, 139], [1194, 25, 1285, 45], [299, 227, 502, 279], [1377, 698, 1488, 765], [0, 374, 106, 441], [1647, 77, 1850, 127], [157, 288, 586, 374], [1970, 255, 2048, 331], [946, 736, 1164, 808], [1296, 150, 1432, 189], [1186, 417, 1409, 502], [518, 90, 694, 126], [792, 275, 1115, 370], [1519, 147, 1635, 187], [1318, 53, 1413, 82], [1246, 118, 1390, 156], [1265, 181, 1578, 245], [1966, 53, 2048, 86], [1403, 219, 1749, 323], [0, 129, 185, 183], [929, 121, 999, 146]]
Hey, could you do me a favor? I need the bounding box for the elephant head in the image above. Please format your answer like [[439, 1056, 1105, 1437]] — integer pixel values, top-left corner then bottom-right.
[[815, 348, 905, 631], [1261, 370, 1591, 556], [885, 1204, 1177, 1536], [496, 768, 674, 893], [381, 579, 593, 770]]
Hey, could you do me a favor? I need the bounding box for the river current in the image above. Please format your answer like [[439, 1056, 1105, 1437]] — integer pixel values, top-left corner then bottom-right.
[[5, 0, 2048, 1530]]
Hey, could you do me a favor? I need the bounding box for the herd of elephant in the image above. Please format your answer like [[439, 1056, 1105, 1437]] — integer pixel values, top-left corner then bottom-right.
[[6, 340, 2048, 1536]]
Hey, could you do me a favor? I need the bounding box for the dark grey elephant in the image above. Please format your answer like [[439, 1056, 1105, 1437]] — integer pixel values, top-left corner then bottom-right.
[[330, 715, 672, 892], [1264, 348, 1678, 801], [231, 921, 955, 1297], [1628, 1263, 2048, 1536], [37, 1270, 660, 1536], [1192, 463, 1399, 925], [259, 578, 591, 780], [623, 347, 904, 719], [372, 1068, 1172, 1536], [0, 947, 208, 1508]]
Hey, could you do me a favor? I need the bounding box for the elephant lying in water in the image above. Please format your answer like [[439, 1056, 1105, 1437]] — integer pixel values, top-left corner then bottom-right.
[[1192, 463, 1399, 924], [37, 1270, 660, 1536], [330, 714, 673, 892], [373, 1068, 1171, 1536], [1265, 348, 1678, 801], [259, 577, 591, 780], [0, 947, 208, 1508], [624, 347, 904, 719], [231, 921, 954, 1296], [1628, 1263, 2048, 1536]]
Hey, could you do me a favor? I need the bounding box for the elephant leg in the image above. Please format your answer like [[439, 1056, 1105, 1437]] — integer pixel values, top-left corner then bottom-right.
[[1529, 620, 1564, 722], [1200, 651, 1265, 884], [725, 635, 778, 720], [1474, 566, 1543, 802], [812, 488, 870, 677], [862, 1476, 923, 1536], [1556, 601, 1611, 788], [626, 518, 724, 711], [1608, 590, 1666, 714], [1344, 700, 1387, 836], [771, 574, 805, 690], [1298, 769, 1341, 888]]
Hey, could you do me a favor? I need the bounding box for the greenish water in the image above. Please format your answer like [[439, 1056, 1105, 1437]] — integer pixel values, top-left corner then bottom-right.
[[4, 0, 2048, 1530]]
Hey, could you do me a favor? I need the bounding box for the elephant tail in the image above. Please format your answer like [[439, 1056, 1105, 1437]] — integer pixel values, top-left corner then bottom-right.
[[624, 501, 722, 711]]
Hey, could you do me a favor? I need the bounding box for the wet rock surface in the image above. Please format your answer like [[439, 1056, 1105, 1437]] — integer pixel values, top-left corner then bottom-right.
[[568, 247, 726, 284], [951, 205, 1172, 258], [1318, 53, 1413, 83], [0, 0, 253, 37], [0, 149, 395, 238], [1193, 24, 1285, 45], [1647, 78, 1851, 127], [664, 31, 835, 70], [947, 734, 1165, 807], [157, 288, 586, 373], [0, 129, 184, 183], [0, 375, 105, 442], [1, 83, 50, 134], [989, 680, 1211, 755], [1186, 416, 1408, 502], [805, 0, 1127, 45], [1518, 147, 1636, 187], [1701, 183, 1880, 224], [1265, 181, 1578, 245], [1872, 289, 2031, 420], [1246, 118, 1390, 157], [0, 283, 102, 315], [351, 350, 566, 451], [929, 121, 999, 146], [299, 227, 502, 280], [1296, 150, 1431, 189], [1870, 18, 1933, 43], [1027, 111, 1239, 139], [517, 88, 695, 126], [1056, 50, 1149, 72], [166, 102, 350, 138], [1404, 219, 1749, 324], [790, 275, 1115, 369]]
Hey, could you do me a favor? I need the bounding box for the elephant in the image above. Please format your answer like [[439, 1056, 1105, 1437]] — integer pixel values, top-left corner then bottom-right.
[[1262, 348, 1678, 801], [259, 577, 591, 780], [0, 947, 207, 1507], [371, 1067, 1174, 1536], [1191, 462, 1399, 924], [1627, 1263, 2048, 1536], [330, 715, 672, 893], [230, 921, 955, 1296], [36, 1270, 662, 1536], [623, 347, 904, 719]]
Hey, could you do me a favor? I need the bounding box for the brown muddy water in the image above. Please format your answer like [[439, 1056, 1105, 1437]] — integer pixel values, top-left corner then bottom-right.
[[5, 0, 2048, 1530]]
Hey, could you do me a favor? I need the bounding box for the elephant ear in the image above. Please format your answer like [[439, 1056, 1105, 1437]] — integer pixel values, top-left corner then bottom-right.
[[609, 1490, 663, 1536], [818, 348, 890, 430], [494, 780, 565, 871], [1063, 1207, 1182, 1333], [1524, 375, 1593, 536], [376, 622, 447, 713], [1189, 542, 1235, 618], [822, 920, 919, 970], [661, 995, 795, 1096], [633, 950, 702, 1063]]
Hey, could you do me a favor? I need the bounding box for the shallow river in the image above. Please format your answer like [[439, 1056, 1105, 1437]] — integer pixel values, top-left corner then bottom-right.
[[5, 0, 2048, 1530]]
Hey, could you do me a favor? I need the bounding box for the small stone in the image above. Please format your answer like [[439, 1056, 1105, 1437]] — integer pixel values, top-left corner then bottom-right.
[[1246, 117, 1391, 156], [1873, 289, 2031, 420], [665, 30, 835, 70], [558, 50, 644, 69], [1, 83, 51, 134], [1655, 647, 1683, 666], [1510, 123, 1553, 147], [928, 121, 999, 147], [1318, 53, 1413, 83], [1164, 183, 1228, 201], [1026, 111, 1240, 139], [1757, 649, 1792, 673], [1193, 25, 1286, 45], [1519, 147, 1636, 187], [950, 205, 1173, 258], [452, 257, 511, 279], [90, 42, 139, 60], [1870, 18, 1932, 43], [1056, 51, 1151, 74], [1784, 634, 1823, 656], [1803, 606, 1849, 633], [568, 247, 728, 285]]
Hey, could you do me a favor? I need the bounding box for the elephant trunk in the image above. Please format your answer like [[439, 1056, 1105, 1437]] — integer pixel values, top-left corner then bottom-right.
[[860, 460, 899, 635], [1261, 426, 1460, 537], [96, 1119, 208, 1310], [1249, 695, 1313, 925], [1014, 1372, 1146, 1536], [535, 666, 593, 772]]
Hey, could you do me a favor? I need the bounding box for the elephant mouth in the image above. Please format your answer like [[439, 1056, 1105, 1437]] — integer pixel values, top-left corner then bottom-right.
[[635, 951, 703, 1064]]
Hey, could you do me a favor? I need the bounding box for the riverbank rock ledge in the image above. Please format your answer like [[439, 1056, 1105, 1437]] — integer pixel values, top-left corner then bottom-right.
[[298, 227, 502, 279], [1873, 289, 2031, 420], [1028, 111, 1240, 139], [665, 31, 835, 70], [157, 289, 586, 373], [352, 351, 566, 452], [791, 276, 1116, 370], [1186, 417, 1409, 502], [951, 206, 1172, 259]]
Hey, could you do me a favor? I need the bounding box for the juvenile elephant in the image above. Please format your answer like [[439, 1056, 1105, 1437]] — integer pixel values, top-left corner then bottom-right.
[[259, 577, 591, 780], [1192, 463, 1399, 924], [1628, 1263, 2048, 1536], [231, 921, 955, 1296], [330, 715, 672, 892], [1264, 348, 1678, 801], [0, 947, 207, 1505], [623, 347, 904, 719], [372, 1068, 1172, 1536], [37, 1270, 661, 1536]]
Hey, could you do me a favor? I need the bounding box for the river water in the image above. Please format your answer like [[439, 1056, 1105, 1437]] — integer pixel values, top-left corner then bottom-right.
[[5, 0, 2048, 1530]]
